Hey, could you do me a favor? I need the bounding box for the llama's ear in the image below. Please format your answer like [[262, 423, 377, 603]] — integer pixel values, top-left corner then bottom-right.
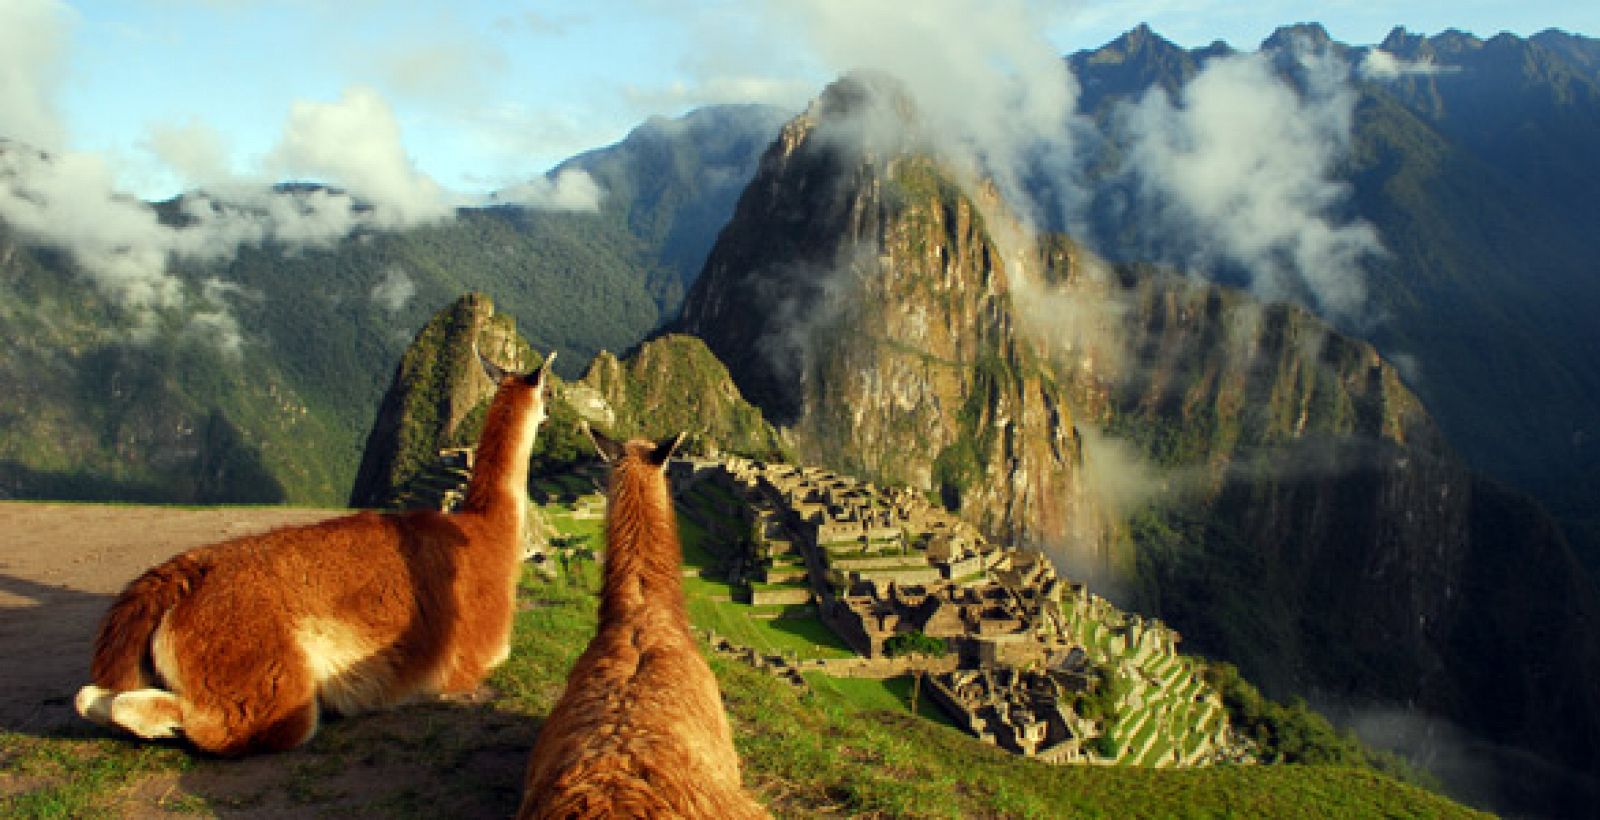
[[525, 350, 555, 389], [646, 432, 686, 469], [585, 424, 626, 464], [477, 347, 509, 384]]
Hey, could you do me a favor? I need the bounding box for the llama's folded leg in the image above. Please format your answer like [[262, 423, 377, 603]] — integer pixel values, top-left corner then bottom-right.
[[180, 691, 320, 756], [108, 689, 184, 739]]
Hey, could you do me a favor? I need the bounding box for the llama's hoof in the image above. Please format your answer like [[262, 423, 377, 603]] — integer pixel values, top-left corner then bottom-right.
[[75, 685, 115, 725]]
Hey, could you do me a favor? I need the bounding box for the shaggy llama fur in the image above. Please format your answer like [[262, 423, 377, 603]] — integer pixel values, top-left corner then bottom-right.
[[516, 430, 769, 819]]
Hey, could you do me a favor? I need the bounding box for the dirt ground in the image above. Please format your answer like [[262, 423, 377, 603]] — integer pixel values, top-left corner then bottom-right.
[[0, 502, 342, 734]]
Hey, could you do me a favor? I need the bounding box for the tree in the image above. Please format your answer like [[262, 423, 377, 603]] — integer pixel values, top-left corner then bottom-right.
[[883, 631, 948, 717]]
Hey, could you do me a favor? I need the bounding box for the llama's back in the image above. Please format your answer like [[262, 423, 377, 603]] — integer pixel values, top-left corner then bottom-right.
[[519, 621, 766, 819], [92, 510, 469, 711], [523, 762, 768, 820], [163, 513, 421, 631]]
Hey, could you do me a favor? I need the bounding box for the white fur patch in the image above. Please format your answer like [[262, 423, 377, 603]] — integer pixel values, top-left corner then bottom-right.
[[75, 684, 115, 726], [296, 618, 396, 715], [487, 639, 511, 670], [110, 689, 183, 739], [150, 612, 185, 695]]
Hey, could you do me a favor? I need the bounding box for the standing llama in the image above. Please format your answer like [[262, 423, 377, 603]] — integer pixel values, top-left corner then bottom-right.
[[517, 428, 769, 819], [74, 350, 553, 756]]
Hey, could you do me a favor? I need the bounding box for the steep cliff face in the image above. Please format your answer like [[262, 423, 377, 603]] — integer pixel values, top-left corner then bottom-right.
[[1063, 258, 1471, 697], [348, 293, 535, 507], [678, 75, 1091, 547]]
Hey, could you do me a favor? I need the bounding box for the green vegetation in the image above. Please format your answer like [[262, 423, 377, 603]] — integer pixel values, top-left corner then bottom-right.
[[349, 293, 538, 507], [576, 335, 786, 461], [0, 106, 786, 509], [882, 630, 948, 658], [1204, 662, 1429, 785]]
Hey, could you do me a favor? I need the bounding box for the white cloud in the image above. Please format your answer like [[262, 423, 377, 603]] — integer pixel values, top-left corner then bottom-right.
[[0, 146, 185, 313], [1115, 40, 1383, 320], [1358, 49, 1457, 81], [266, 85, 456, 227], [142, 119, 236, 189], [0, 0, 72, 151], [370, 265, 417, 313], [622, 75, 816, 111], [0, 75, 470, 353], [763, 0, 1087, 225], [492, 168, 604, 212]]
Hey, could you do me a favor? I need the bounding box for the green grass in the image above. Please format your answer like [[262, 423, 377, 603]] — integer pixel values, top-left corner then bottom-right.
[[803, 674, 963, 730], [672, 510, 722, 569], [542, 499, 604, 551], [683, 567, 852, 660], [0, 732, 194, 818]]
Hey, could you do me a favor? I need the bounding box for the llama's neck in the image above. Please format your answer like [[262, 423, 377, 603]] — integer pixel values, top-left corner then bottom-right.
[[599, 460, 688, 628], [461, 384, 542, 521]]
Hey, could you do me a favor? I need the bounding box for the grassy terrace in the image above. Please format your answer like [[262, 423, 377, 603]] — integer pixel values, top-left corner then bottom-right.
[[671, 497, 853, 661]]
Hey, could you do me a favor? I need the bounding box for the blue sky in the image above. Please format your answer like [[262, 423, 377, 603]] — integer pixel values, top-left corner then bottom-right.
[[9, 1, 1598, 200]]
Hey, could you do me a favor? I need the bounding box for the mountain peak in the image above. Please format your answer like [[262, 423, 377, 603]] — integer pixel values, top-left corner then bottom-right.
[[1092, 23, 1189, 65], [1427, 28, 1485, 56], [1261, 22, 1333, 52], [1379, 26, 1429, 59], [812, 71, 919, 129], [1071, 24, 1202, 107]]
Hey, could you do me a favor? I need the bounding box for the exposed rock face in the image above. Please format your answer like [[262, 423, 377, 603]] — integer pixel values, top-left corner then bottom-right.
[[1075, 260, 1472, 695], [678, 75, 1091, 548], [348, 293, 534, 508]]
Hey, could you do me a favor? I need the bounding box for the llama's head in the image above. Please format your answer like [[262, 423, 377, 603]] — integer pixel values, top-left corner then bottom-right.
[[477, 348, 555, 424], [585, 426, 685, 473]]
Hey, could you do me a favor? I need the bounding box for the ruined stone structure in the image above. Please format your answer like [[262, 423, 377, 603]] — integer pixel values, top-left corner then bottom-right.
[[655, 454, 1235, 767], [708, 457, 1080, 663], [926, 665, 1095, 763]]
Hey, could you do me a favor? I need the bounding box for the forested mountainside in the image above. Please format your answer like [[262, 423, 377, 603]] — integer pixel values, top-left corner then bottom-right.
[[0, 106, 785, 505]]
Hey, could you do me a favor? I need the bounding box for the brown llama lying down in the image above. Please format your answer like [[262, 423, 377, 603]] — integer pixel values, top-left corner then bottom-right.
[[74, 350, 553, 756], [517, 428, 770, 819]]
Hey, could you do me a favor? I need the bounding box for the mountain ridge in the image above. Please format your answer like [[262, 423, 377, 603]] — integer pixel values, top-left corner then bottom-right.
[[672, 72, 1600, 815]]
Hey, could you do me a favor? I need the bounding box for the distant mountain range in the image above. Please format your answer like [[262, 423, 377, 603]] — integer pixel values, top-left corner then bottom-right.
[[1066, 24, 1600, 569]]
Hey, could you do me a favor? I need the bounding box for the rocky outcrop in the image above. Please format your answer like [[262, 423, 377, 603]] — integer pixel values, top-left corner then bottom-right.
[[348, 293, 535, 508], [678, 75, 1092, 549], [570, 334, 783, 458]]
